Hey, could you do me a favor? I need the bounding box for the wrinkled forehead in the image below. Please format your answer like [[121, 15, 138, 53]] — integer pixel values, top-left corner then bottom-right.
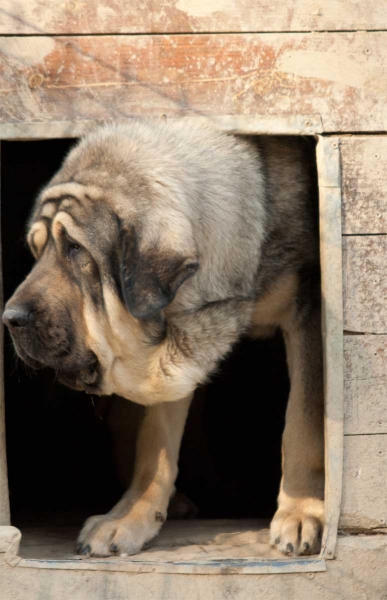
[[32, 182, 102, 221], [28, 182, 117, 257]]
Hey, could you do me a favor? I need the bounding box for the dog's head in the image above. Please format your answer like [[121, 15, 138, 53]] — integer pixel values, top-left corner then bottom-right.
[[2, 123, 202, 403]]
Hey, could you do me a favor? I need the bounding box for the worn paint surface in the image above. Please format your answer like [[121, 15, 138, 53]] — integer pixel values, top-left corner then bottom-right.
[[316, 137, 344, 559], [343, 236, 387, 334], [341, 136, 387, 235], [0, 115, 323, 140], [0, 33, 387, 130], [0, 0, 386, 34], [344, 335, 387, 435], [340, 135, 387, 528], [0, 534, 386, 599], [0, 522, 326, 575], [341, 435, 387, 529]]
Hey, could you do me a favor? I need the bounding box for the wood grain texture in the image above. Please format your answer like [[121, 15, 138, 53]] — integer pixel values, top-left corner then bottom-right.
[[0, 33, 387, 131], [341, 137, 387, 235], [1, 0, 386, 35], [0, 115, 324, 140], [316, 137, 344, 559], [344, 335, 387, 435], [343, 236, 387, 334], [1, 532, 386, 599], [9, 521, 324, 573], [340, 434, 387, 528]]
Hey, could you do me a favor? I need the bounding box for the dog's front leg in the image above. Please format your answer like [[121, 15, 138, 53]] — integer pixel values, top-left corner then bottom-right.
[[77, 395, 192, 557], [270, 309, 325, 556]]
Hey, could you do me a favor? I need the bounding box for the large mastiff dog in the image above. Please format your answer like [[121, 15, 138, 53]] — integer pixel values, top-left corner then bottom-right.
[[3, 120, 324, 557]]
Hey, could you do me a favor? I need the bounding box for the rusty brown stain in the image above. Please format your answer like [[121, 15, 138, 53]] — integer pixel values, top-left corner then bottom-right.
[[0, 33, 386, 129]]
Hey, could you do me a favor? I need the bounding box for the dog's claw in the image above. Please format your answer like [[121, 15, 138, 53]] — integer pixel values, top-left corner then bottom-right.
[[77, 544, 91, 556]]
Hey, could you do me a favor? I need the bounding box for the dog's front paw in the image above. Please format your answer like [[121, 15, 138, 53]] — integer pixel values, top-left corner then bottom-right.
[[77, 510, 164, 557], [270, 498, 324, 556]]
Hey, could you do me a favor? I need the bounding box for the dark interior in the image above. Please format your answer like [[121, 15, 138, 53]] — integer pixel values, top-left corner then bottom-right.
[[1, 138, 291, 532]]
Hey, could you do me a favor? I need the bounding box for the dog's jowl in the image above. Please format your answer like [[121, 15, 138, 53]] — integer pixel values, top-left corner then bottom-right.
[[3, 121, 324, 558]]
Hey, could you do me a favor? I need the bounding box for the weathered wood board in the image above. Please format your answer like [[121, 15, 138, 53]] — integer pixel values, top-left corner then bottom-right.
[[1, 534, 387, 600], [344, 335, 387, 435], [343, 236, 387, 334], [341, 137, 387, 235], [16, 521, 282, 564], [1, 0, 386, 35], [340, 434, 387, 528], [0, 33, 387, 131]]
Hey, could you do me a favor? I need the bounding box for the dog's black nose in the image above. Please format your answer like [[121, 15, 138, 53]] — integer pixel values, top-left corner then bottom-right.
[[2, 305, 33, 328]]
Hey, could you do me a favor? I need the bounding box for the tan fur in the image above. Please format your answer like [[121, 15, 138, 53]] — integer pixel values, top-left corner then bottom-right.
[[82, 288, 204, 405], [269, 307, 325, 555], [28, 222, 48, 258], [40, 202, 57, 219], [40, 182, 102, 203], [77, 396, 192, 556], [251, 273, 298, 330]]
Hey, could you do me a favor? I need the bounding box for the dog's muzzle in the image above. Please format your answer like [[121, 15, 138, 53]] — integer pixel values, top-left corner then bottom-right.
[[2, 301, 101, 393]]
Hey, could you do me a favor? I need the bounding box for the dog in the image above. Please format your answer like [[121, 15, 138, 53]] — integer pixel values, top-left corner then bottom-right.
[[3, 119, 324, 557]]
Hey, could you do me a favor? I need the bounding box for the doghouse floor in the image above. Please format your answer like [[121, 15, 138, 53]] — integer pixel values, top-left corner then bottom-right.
[[19, 519, 285, 563]]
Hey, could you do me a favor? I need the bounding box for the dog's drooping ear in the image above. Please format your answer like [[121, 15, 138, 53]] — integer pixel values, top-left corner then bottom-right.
[[120, 228, 199, 319]]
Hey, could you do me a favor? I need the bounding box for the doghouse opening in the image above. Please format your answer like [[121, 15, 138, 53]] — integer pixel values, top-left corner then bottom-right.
[[1, 136, 320, 566]]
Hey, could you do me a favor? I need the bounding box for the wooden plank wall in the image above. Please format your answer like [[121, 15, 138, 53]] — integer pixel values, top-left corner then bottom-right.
[[0, 2, 386, 531], [0, 33, 387, 131], [341, 136, 387, 529], [1, 1, 386, 34]]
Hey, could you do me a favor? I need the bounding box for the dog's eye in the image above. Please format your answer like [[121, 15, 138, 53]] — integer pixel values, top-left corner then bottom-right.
[[67, 242, 81, 259]]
